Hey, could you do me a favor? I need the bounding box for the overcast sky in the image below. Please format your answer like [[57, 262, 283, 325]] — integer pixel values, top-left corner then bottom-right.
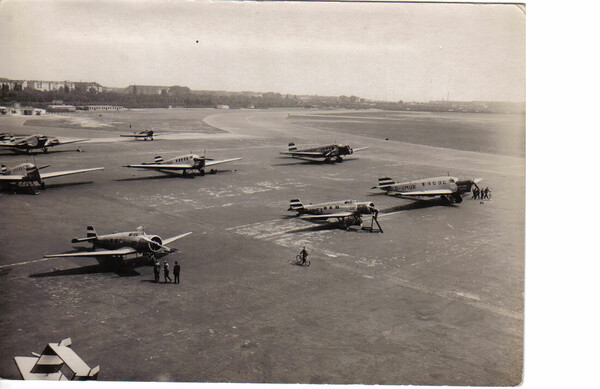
[[0, 0, 525, 102]]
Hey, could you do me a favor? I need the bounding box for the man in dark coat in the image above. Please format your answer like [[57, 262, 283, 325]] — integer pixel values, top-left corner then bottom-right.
[[173, 261, 181, 284]]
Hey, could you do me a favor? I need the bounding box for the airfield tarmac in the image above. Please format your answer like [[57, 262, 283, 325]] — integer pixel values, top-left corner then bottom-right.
[[0, 108, 525, 385]]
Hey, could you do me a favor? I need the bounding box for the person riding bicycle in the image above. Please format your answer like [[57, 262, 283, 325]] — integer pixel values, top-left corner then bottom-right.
[[299, 246, 309, 265]]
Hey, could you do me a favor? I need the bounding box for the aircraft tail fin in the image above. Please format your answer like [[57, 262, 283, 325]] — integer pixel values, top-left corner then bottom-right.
[[288, 199, 304, 211], [72, 226, 98, 243], [154, 156, 164, 163], [372, 177, 395, 189], [87, 226, 97, 238], [288, 142, 297, 151]]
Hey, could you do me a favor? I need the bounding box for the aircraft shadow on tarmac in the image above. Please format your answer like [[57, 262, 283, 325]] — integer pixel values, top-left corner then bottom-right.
[[0, 149, 85, 156], [378, 197, 458, 213], [271, 157, 358, 167], [0, 181, 94, 195], [29, 253, 165, 278], [30, 264, 141, 278], [285, 219, 369, 234], [114, 169, 234, 182], [44, 181, 94, 190]]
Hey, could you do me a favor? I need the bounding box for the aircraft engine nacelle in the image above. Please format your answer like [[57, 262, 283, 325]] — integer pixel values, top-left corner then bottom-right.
[[339, 145, 352, 155], [146, 235, 163, 252], [455, 179, 473, 194], [27, 136, 44, 147]]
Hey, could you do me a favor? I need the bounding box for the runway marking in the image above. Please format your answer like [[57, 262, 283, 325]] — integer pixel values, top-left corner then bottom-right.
[[0, 257, 54, 269]]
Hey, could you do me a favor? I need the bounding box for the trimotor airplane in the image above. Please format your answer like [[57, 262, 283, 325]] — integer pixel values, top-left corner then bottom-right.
[[45, 226, 193, 263], [288, 198, 381, 231], [120, 130, 157, 141], [371, 175, 482, 205], [0, 134, 89, 153], [124, 153, 241, 176], [280, 142, 368, 163], [0, 162, 103, 193]]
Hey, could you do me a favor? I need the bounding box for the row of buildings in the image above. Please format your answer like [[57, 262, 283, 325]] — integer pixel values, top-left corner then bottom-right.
[[0, 78, 103, 93]]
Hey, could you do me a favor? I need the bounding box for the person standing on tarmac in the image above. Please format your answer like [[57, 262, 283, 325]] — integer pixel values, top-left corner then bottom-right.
[[472, 187, 479, 199], [163, 260, 172, 283], [173, 261, 181, 284], [153, 260, 160, 283]]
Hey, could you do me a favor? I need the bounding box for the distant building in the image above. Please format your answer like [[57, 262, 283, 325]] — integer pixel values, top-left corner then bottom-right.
[[28, 80, 76, 92], [0, 78, 103, 93], [78, 105, 123, 111], [0, 78, 26, 91], [216, 105, 230, 110], [47, 104, 76, 112]]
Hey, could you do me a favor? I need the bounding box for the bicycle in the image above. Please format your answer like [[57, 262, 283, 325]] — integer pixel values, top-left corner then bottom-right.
[[295, 254, 310, 267]]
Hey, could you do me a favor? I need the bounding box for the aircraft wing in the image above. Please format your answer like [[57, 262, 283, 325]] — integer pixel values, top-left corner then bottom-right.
[[44, 247, 137, 258], [0, 175, 24, 182], [40, 167, 104, 180], [120, 134, 155, 138], [205, 158, 241, 167], [162, 232, 193, 246], [280, 151, 325, 157], [353, 147, 369, 152], [124, 164, 192, 170], [300, 212, 354, 219], [47, 138, 90, 147], [283, 155, 329, 162], [0, 142, 18, 148], [395, 189, 454, 196]]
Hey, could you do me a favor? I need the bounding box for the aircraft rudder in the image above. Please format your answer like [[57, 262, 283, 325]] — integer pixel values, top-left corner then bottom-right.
[[288, 198, 304, 211], [373, 177, 395, 189], [87, 225, 98, 238], [288, 142, 297, 151]]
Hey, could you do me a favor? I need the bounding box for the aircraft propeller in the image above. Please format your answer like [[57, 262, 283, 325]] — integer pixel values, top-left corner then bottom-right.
[[141, 236, 176, 253]]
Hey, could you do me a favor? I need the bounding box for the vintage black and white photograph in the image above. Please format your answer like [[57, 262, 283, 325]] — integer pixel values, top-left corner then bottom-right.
[[0, 0, 525, 386]]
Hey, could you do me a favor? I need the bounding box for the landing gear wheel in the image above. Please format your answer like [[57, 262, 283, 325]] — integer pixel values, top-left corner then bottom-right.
[[199, 169, 206, 176], [336, 156, 343, 163]]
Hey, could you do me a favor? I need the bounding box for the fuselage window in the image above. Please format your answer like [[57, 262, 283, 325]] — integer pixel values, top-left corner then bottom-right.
[[438, 181, 441, 185]]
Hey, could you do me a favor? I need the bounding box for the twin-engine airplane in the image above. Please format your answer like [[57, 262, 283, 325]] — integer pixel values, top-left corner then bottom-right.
[[288, 198, 380, 230], [120, 130, 157, 141], [0, 162, 103, 193], [45, 226, 192, 263], [124, 153, 241, 176], [0, 134, 89, 153], [280, 142, 368, 163], [372, 175, 482, 205]]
